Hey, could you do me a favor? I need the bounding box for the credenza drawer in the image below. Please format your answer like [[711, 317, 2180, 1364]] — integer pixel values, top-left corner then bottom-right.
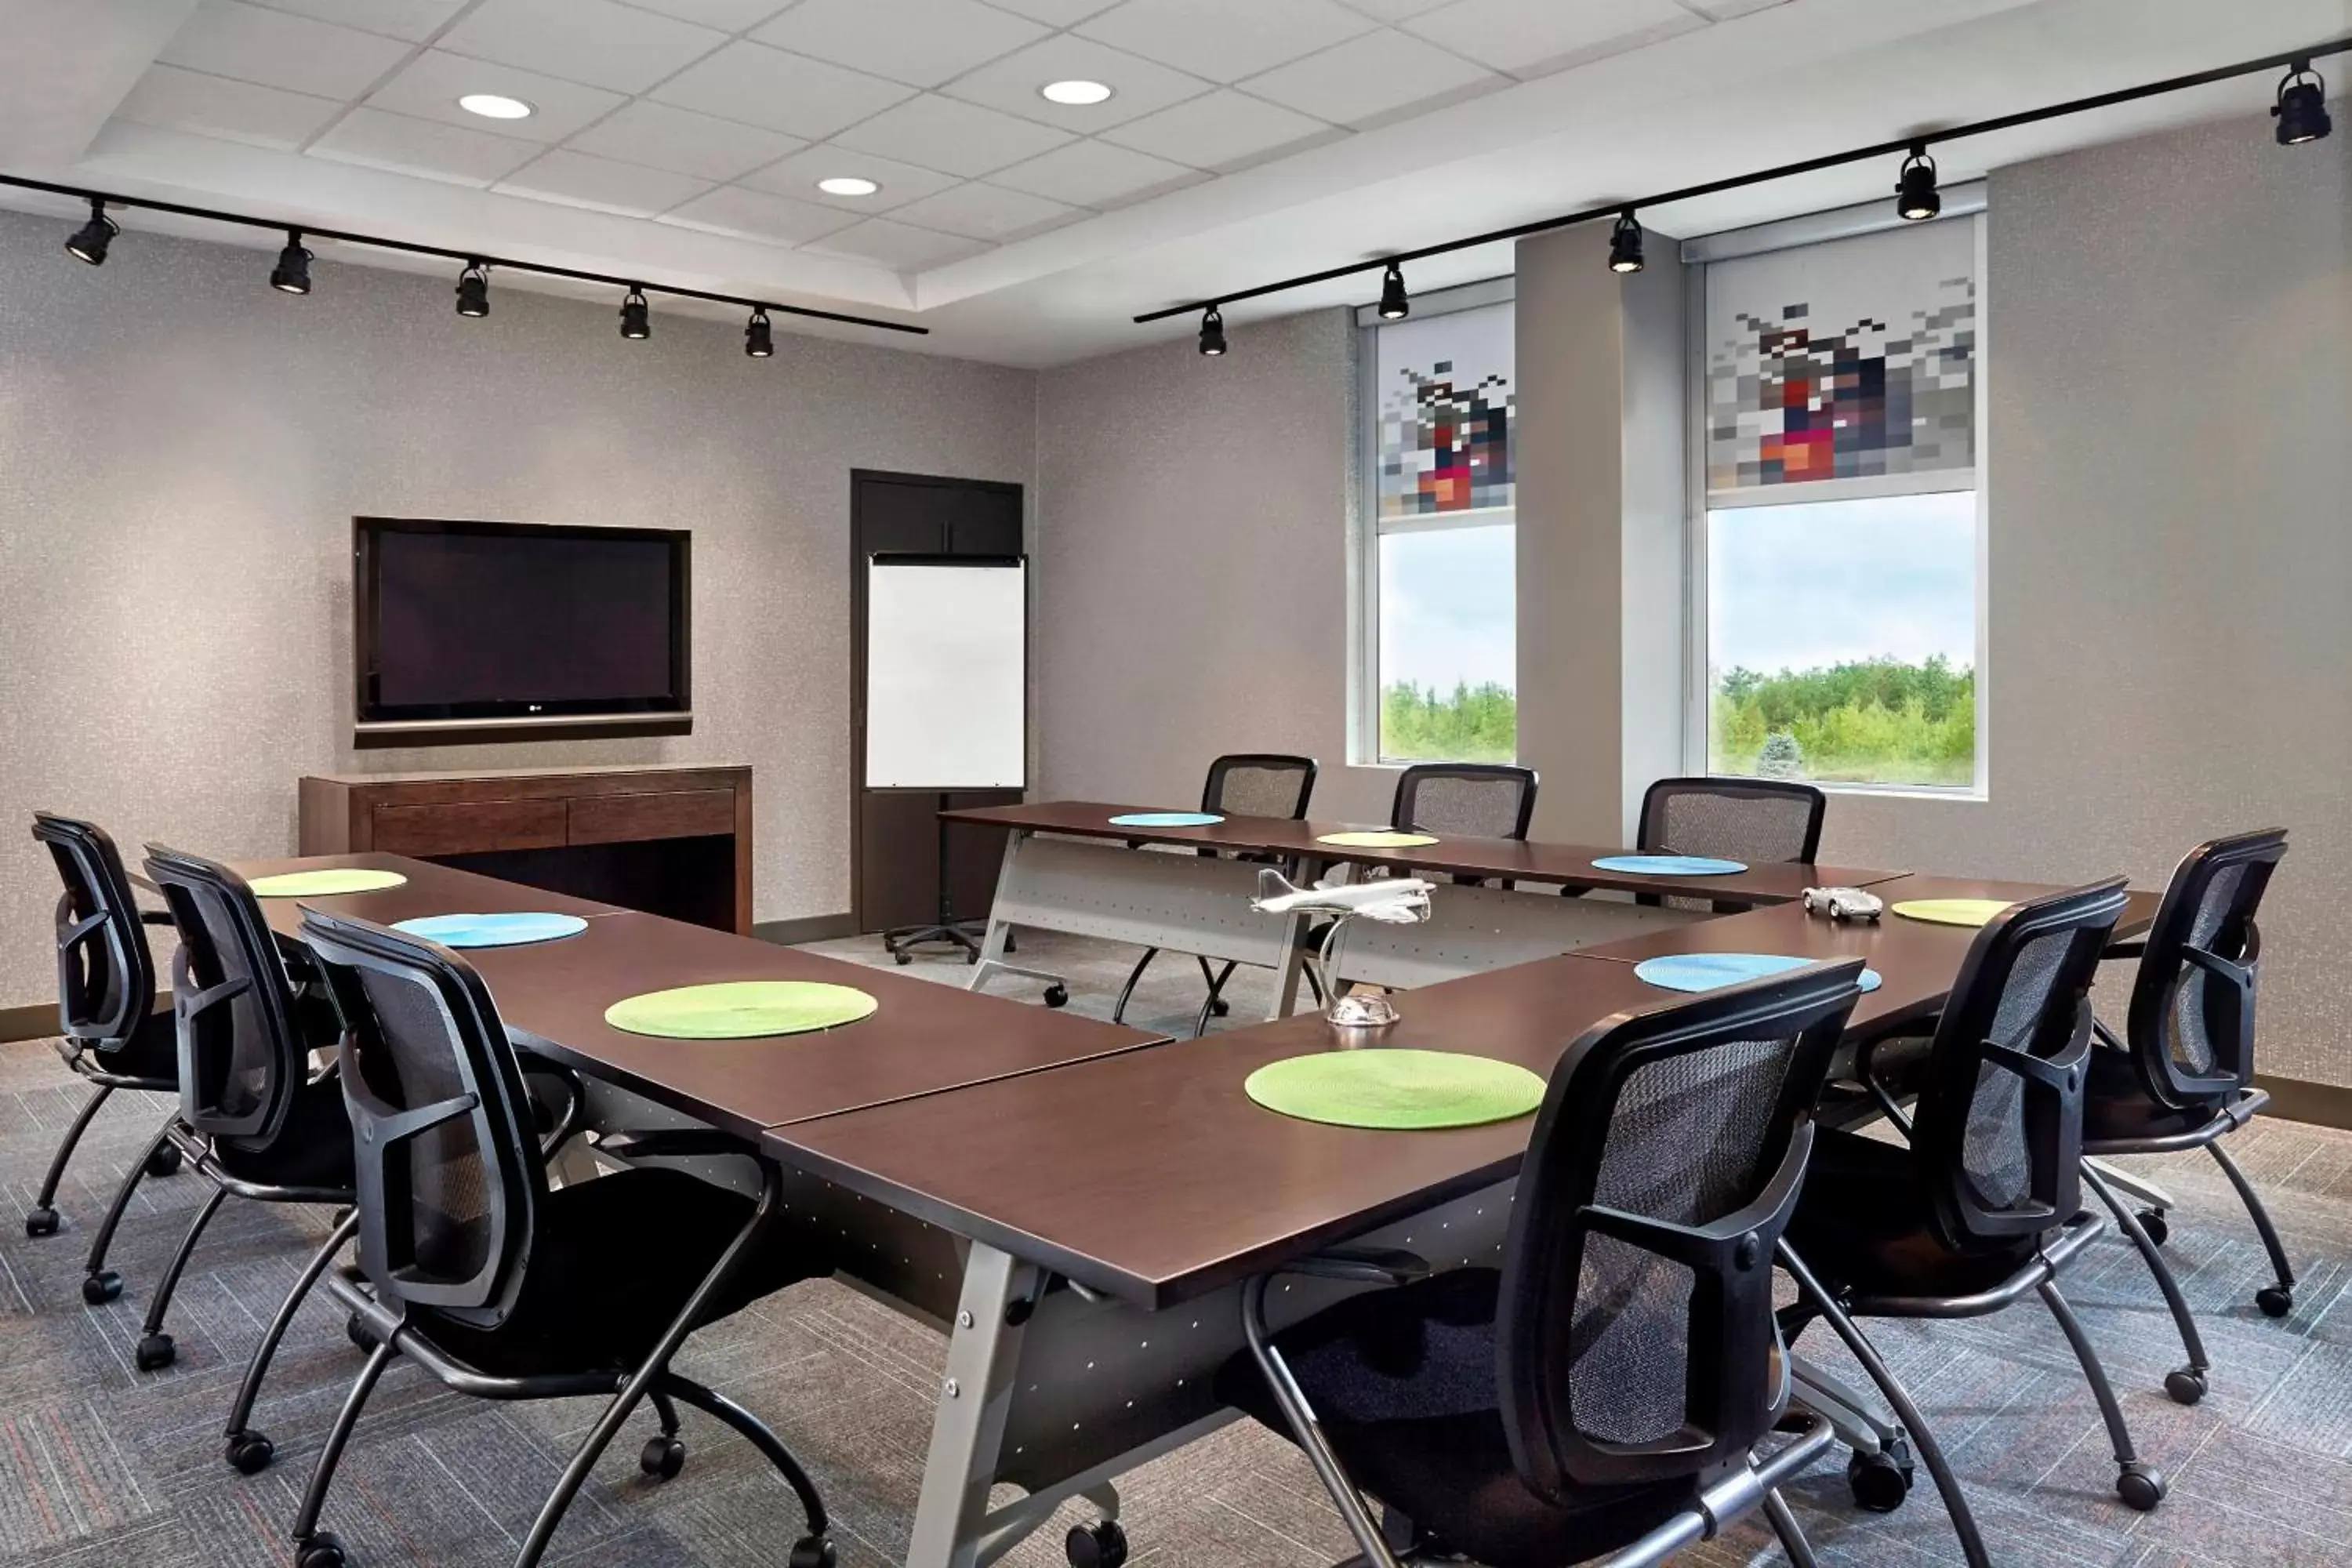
[[568, 789, 735, 846], [372, 800, 569, 856]]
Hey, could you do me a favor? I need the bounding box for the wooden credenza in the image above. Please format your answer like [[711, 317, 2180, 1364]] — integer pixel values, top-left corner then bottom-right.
[[299, 764, 753, 934]]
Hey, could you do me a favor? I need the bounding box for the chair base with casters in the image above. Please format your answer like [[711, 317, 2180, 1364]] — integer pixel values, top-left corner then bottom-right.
[[24, 1011, 184, 1240], [883, 916, 985, 964], [285, 1147, 835, 1568]]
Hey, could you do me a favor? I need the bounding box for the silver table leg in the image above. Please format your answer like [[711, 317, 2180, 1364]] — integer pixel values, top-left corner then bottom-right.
[[969, 831, 1066, 996], [908, 1243, 1041, 1568]]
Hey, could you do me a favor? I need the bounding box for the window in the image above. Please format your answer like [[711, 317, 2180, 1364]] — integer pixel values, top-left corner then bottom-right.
[[1357, 287, 1516, 764], [1694, 214, 1983, 792]]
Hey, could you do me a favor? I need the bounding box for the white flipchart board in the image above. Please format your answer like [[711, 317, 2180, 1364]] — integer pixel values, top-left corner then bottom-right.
[[862, 556, 1027, 789]]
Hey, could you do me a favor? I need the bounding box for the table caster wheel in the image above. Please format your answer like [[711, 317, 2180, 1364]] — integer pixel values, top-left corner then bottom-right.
[[1065, 1519, 1127, 1568], [146, 1143, 183, 1178], [25, 1206, 60, 1238], [136, 1333, 176, 1371], [82, 1271, 121, 1305], [2116, 1461, 2165, 1512], [2257, 1284, 2293, 1318], [1210, 999, 1230, 1017], [2136, 1208, 2168, 1246], [788, 1537, 837, 1568], [1043, 985, 1069, 1009], [347, 1312, 378, 1352], [1846, 1443, 1914, 1513], [297, 1530, 347, 1568], [226, 1431, 275, 1474], [2165, 1367, 2206, 1406], [640, 1433, 685, 1479]]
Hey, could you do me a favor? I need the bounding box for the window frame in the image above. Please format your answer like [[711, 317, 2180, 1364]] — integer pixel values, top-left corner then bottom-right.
[[1350, 274, 1519, 768], [1679, 196, 1991, 800]]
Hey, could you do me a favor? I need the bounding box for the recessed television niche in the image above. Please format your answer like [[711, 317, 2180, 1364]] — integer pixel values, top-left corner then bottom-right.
[[354, 516, 691, 743]]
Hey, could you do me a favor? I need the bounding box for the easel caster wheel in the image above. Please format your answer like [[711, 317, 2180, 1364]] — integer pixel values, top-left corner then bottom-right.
[[1065, 1519, 1127, 1568], [1044, 985, 1069, 1009]]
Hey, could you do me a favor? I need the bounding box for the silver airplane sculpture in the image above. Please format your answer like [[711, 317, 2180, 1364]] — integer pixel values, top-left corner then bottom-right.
[[1251, 867, 1435, 1029]]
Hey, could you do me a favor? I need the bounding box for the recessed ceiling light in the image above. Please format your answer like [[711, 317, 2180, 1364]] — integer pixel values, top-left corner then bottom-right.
[[818, 176, 880, 197], [458, 93, 534, 121], [1040, 79, 1112, 107]]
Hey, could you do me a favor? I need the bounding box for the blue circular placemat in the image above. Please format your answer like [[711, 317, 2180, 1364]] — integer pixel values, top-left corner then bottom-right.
[[1592, 854, 1749, 877], [1635, 953, 1881, 993], [1108, 811, 1226, 828], [393, 912, 590, 949]]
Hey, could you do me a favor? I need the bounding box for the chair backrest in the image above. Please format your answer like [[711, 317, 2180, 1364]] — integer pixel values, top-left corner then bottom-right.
[[2125, 829, 2287, 1108], [1392, 763, 1537, 840], [1638, 778, 1827, 866], [1497, 960, 1861, 1496], [1911, 879, 2128, 1251], [299, 907, 543, 1323], [1202, 753, 1318, 820], [142, 844, 314, 1145], [32, 813, 157, 1051]]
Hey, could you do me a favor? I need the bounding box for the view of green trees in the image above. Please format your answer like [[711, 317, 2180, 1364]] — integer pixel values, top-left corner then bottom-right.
[[1711, 656, 1975, 786], [1381, 657, 1976, 786], [1381, 681, 1518, 763]]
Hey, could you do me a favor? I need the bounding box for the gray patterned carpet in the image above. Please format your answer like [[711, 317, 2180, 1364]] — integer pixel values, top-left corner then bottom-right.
[[5, 927, 2352, 1568]]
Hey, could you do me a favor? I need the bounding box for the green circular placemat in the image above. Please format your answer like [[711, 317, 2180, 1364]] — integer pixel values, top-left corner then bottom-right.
[[248, 868, 409, 898], [1890, 898, 2013, 927], [604, 980, 878, 1040], [1244, 1049, 1545, 1130], [1316, 830, 1440, 848]]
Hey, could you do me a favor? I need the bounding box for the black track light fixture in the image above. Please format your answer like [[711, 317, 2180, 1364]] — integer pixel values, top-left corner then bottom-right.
[[1608, 208, 1646, 274], [745, 307, 774, 358], [1895, 143, 1941, 222], [455, 260, 489, 318], [270, 230, 312, 295], [1377, 260, 1409, 320], [1198, 305, 1227, 357], [619, 285, 650, 339], [64, 198, 118, 265], [2273, 60, 2332, 145]]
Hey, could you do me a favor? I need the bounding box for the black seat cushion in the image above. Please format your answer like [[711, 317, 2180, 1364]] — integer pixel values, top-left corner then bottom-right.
[[1785, 1128, 2049, 1306], [66, 1006, 181, 1084], [1214, 1270, 1700, 1568], [2081, 1044, 2228, 1148], [216, 1073, 356, 1191], [411, 1168, 829, 1378]]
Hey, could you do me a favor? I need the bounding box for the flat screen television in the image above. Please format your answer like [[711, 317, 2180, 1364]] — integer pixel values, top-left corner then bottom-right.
[[354, 517, 691, 732]]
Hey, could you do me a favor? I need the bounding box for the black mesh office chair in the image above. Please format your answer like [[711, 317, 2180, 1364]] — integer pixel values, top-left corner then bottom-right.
[[2082, 830, 2294, 1327], [287, 908, 837, 1568], [1392, 761, 1538, 841], [1632, 777, 1828, 912], [1112, 753, 1318, 1032], [1784, 879, 2168, 1532], [1218, 960, 1865, 1568], [128, 845, 357, 1373], [24, 814, 185, 1245]]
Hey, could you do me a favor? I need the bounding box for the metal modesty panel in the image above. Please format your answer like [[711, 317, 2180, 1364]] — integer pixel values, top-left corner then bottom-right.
[[1324, 884, 1706, 991]]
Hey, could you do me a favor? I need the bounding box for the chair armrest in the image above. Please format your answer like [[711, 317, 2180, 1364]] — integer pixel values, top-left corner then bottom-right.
[[591, 1127, 762, 1162], [1268, 1247, 1432, 1287]]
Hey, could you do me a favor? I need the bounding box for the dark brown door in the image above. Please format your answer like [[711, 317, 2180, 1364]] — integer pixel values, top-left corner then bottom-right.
[[850, 470, 1023, 933]]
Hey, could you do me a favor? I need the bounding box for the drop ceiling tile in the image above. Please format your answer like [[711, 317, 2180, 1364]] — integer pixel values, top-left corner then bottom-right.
[[1332, 0, 1452, 18], [833, 94, 1073, 178], [613, 0, 793, 28], [987, 137, 1197, 207], [242, 0, 468, 41], [1402, 0, 1700, 78], [1241, 27, 1498, 127], [886, 181, 1080, 241], [365, 50, 626, 143], [752, 0, 1048, 89], [495, 147, 715, 216], [563, 100, 805, 181], [803, 218, 989, 269], [308, 107, 539, 186], [1076, 0, 1374, 85], [659, 183, 862, 245], [111, 63, 343, 151], [438, 0, 728, 94], [1098, 87, 1334, 171], [940, 34, 1211, 132], [159, 1, 412, 100], [980, 0, 1119, 23], [740, 145, 960, 211], [651, 41, 916, 140]]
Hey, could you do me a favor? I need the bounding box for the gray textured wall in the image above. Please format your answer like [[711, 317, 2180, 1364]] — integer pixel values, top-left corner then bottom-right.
[[0, 209, 1035, 1006]]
